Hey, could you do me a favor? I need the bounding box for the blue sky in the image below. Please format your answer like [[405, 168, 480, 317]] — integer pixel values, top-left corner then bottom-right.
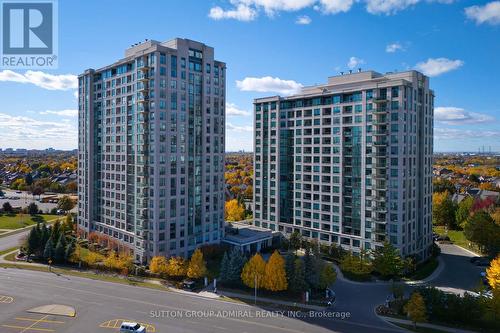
[[0, 0, 499, 152]]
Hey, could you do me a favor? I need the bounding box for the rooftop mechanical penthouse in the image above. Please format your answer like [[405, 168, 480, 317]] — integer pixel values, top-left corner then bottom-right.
[[78, 38, 226, 263], [253, 70, 434, 260]]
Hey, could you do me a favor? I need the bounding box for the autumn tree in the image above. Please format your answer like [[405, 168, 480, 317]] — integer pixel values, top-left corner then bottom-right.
[[487, 255, 500, 290], [263, 251, 287, 291], [241, 253, 266, 289], [187, 249, 207, 279], [404, 292, 427, 329], [225, 199, 245, 221], [432, 191, 457, 229], [150, 256, 168, 275], [433, 178, 455, 194], [167, 257, 187, 278]]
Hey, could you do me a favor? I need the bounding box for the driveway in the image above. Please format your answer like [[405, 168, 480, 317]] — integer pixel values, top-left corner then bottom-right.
[[431, 243, 485, 292]]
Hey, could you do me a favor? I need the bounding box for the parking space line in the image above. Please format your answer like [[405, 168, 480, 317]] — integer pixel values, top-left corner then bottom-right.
[[1, 325, 54, 332], [0, 295, 14, 303], [20, 315, 49, 333], [15, 317, 65, 324]]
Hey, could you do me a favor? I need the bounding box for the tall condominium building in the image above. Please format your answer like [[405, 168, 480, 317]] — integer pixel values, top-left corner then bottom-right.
[[78, 38, 226, 263], [253, 70, 434, 260]]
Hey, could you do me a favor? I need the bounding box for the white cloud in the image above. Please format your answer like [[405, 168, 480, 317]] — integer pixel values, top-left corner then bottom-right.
[[237, 0, 316, 15], [415, 58, 464, 77], [386, 42, 404, 53], [434, 127, 500, 139], [226, 122, 254, 132], [465, 1, 500, 25], [434, 107, 495, 125], [317, 0, 354, 14], [226, 103, 251, 116], [347, 56, 365, 69], [296, 15, 312, 24], [39, 109, 79, 117], [209, 0, 352, 21], [364, 0, 453, 15], [365, 0, 420, 15], [236, 76, 303, 95], [0, 70, 77, 90], [209, 0, 454, 19], [208, 4, 258, 21], [0, 113, 77, 150]]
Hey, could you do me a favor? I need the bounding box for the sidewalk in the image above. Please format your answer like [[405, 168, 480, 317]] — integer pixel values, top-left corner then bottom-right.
[[218, 289, 325, 311], [379, 315, 478, 333]]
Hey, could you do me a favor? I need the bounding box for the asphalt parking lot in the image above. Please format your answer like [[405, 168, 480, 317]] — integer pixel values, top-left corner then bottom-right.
[[0, 292, 157, 333], [0, 268, 402, 333], [0, 189, 77, 213]]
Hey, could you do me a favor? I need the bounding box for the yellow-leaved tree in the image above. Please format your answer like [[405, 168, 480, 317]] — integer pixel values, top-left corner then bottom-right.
[[167, 257, 187, 278], [487, 255, 500, 289], [263, 250, 287, 291], [225, 199, 245, 221], [150, 256, 168, 275], [404, 292, 427, 329], [187, 249, 207, 279], [241, 253, 266, 289]]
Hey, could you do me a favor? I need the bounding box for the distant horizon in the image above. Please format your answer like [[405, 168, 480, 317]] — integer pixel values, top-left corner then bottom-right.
[[1, 147, 500, 155]]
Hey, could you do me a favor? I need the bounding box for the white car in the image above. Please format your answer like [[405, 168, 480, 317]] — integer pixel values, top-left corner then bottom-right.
[[120, 322, 146, 333]]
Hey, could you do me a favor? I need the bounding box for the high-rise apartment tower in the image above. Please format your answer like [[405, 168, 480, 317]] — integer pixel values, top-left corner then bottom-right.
[[253, 70, 433, 260], [78, 38, 226, 263]]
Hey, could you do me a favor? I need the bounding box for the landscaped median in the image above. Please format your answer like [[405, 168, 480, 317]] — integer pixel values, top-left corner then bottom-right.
[[375, 285, 500, 333]]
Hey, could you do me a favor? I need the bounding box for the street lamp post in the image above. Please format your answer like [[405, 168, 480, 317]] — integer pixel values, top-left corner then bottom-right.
[[254, 274, 258, 305]]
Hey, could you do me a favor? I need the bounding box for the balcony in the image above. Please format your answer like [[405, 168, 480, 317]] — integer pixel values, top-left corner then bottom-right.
[[137, 73, 149, 81], [373, 97, 388, 103]]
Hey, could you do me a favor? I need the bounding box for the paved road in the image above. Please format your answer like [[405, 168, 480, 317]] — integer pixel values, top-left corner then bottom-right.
[[0, 269, 404, 333], [0, 230, 29, 251], [431, 243, 484, 292]]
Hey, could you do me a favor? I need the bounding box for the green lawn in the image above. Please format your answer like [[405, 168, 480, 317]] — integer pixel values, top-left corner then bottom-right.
[[433, 226, 483, 254], [0, 214, 60, 230], [408, 257, 439, 281]]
